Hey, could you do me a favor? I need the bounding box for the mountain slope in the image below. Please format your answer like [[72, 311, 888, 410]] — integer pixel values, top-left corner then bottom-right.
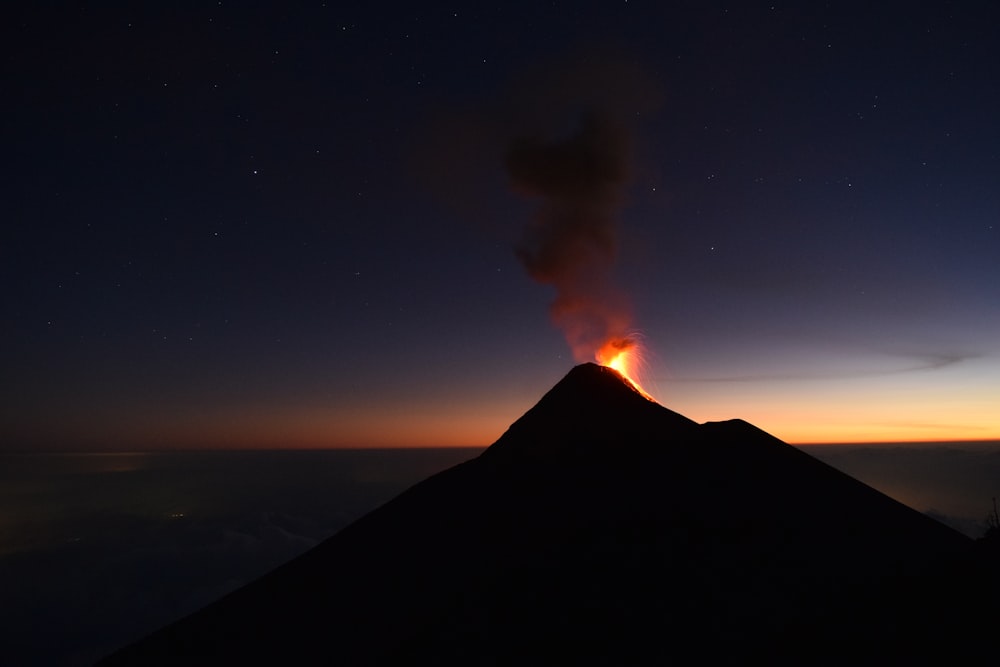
[[99, 364, 986, 665]]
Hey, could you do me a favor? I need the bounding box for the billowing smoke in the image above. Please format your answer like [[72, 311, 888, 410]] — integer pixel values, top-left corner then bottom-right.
[[412, 52, 656, 363], [506, 108, 634, 362]]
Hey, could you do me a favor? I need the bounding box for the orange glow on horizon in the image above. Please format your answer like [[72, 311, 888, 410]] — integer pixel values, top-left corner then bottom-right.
[[662, 377, 1000, 446], [13, 355, 996, 451]]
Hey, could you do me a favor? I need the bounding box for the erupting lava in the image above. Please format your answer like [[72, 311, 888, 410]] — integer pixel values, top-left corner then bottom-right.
[[595, 336, 652, 399], [500, 67, 661, 403]]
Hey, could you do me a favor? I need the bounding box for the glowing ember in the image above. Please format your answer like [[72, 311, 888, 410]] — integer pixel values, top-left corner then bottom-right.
[[595, 336, 652, 398]]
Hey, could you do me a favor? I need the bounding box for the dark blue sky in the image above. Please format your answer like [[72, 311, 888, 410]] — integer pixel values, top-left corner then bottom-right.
[[4, 2, 998, 449]]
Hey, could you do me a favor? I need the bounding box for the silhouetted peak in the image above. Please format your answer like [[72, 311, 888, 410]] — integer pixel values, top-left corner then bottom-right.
[[482, 363, 697, 463], [700, 418, 782, 442], [537, 362, 654, 409]]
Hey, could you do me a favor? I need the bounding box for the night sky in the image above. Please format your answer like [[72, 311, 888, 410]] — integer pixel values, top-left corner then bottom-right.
[[5, 2, 998, 450]]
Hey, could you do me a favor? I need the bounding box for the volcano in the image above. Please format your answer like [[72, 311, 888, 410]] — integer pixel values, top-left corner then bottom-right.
[[100, 364, 996, 665]]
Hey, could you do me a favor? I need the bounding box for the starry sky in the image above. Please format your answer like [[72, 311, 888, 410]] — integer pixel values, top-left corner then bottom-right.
[[4, 2, 998, 450]]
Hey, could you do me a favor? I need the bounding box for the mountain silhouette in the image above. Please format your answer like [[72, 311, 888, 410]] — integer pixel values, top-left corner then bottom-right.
[[99, 363, 996, 665]]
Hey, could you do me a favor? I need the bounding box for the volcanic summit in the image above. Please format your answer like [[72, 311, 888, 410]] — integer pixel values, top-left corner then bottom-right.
[[99, 363, 996, 665]]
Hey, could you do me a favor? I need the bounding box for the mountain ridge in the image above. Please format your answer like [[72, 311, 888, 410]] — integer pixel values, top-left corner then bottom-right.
[[98, 363, 991, 665]]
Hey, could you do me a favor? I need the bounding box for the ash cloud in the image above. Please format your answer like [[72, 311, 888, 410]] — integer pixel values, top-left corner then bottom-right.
[[411, 52, 658, 361], [502, 56, 658, 361], [507, 110, 633, 360]]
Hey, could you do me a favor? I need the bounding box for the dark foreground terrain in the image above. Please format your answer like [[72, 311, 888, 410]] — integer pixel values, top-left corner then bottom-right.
[[100, 364, 999, 665]]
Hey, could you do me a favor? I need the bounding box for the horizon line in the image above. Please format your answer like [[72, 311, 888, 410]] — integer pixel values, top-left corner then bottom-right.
[[4, 438, 1000, 455]]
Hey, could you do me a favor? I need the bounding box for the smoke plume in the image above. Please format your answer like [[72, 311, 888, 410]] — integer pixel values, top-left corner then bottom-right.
[[506, 108, 634, 362], [412, 52, 657, 363]]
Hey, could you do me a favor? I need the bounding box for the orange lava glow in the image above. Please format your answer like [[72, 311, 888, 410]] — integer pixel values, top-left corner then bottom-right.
[[596, 336, 653, 399]]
